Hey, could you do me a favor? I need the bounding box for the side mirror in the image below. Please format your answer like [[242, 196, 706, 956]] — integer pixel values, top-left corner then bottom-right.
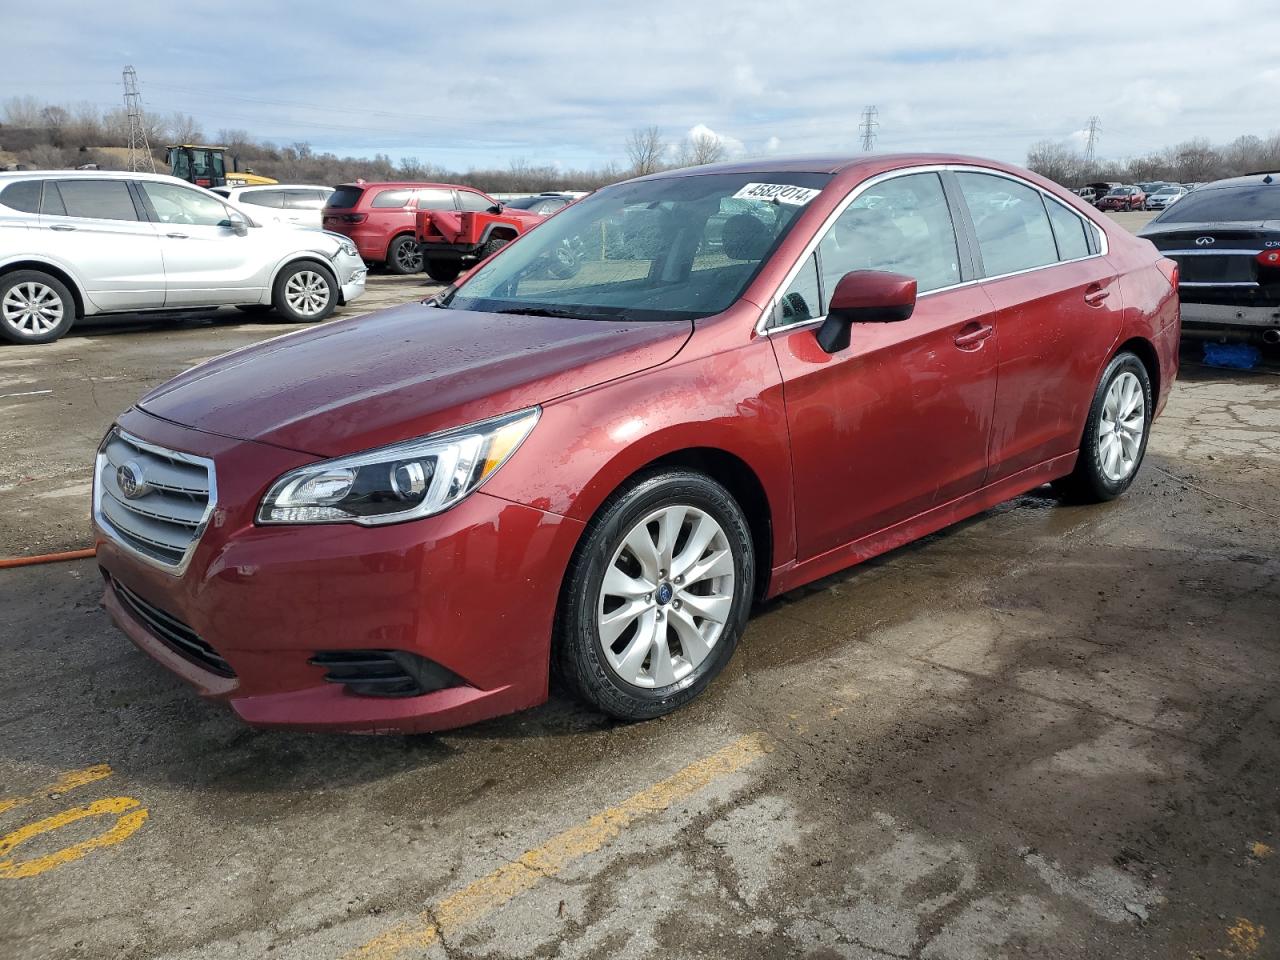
[[487, 204, 503, 214], [225, 212, 250, 237], [815, 270, 916, 353]]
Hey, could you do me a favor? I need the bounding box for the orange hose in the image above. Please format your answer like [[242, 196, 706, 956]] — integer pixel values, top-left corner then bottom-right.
[[0, 547, 97, 569]]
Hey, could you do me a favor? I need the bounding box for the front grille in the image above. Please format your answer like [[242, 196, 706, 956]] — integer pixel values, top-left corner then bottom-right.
[[107, 574, 235, 677], [94, 428, 215, 571], [310, 650, 462, 698]]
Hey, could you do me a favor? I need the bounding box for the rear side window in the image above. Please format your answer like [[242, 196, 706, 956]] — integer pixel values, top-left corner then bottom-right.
[[240, 190, 285, 208], [818, 172, 961, 294], [325, 186, 364, 210], [370, 189, 413, 208], [285, 190, 329, 210], [415, 188, 454, 210], [1, 180, 42, 213], [1044, 199, 1091, 261], [957, 172, 1057, 277], [53, 180, 139, 221], [457, 190, 492, 212]]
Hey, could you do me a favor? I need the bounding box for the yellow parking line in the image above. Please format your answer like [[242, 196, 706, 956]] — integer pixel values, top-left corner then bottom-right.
[[0, 764, 113, 815], [0, 796, 148, 879], [346, 732, 770, 960]]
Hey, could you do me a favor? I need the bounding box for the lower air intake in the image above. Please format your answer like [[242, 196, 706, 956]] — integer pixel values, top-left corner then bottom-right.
[[309, 650, 463, 698]]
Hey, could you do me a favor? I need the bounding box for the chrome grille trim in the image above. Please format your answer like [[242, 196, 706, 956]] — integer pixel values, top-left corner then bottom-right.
[[92, 427, 217, 575]]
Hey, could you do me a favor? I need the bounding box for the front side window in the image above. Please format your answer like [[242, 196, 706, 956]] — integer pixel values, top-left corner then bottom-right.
[[53, 179, 139, 221], [957, 172, 1058, 277], [446, 172, 830, 322], [1044, 198, 1091, 261], [141, 182, 235, 227], [777, 253, 821, 326], [370, 189, 413, 208], [818, 172, 961, 295], [457, 190, 492, 212]]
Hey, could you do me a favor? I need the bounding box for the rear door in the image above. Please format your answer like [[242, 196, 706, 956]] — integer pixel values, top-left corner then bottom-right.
[[38, 178, 165, 311], [769, 170, 999, 558], [952, 171, 1122, 482]]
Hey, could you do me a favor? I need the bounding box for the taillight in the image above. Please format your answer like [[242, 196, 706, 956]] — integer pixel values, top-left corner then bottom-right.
[[1257, 249, 1280, 268], [340, 213, 366, 224], [1156, 257, 1179, 288]]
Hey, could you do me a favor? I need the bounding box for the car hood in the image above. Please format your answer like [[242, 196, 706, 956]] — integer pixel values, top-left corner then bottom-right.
[[138, 302, 692, 457]]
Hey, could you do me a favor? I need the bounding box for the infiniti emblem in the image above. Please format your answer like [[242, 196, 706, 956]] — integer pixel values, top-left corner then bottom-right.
[[116, 460, 150, 499], [1195, 236, 1215, 246]]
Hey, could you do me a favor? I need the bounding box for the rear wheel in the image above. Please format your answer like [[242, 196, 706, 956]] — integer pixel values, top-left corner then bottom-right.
[[386, 235, 423, 274], [478, 235, 511, 259], [555, 471, 754, 721], [0, 271, 75, 344], [1052, 351, 1152, 502], [271, 261, 337, 323], [424, 259, 462, 284]]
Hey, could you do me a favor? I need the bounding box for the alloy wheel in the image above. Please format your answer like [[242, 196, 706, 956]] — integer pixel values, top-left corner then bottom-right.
[[2, 281, 64, 335], [1098, 370, 1145, 482], [396, 242, 423, 272], [284, 271, 331, 317], [597, 505, 735, 689]]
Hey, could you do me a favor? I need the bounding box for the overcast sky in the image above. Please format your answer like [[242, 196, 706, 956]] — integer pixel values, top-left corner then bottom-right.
[[4, 1, 1272, 172]]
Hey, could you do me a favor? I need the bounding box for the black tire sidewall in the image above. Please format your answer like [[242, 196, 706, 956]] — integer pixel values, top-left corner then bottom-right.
[[556, 470, 755, 720], [271, 261, 337, 323], [1079, 352, 1153, 500], [480, 236, 510, 259], [424, 259, 462, 284], [0, 271, 75, 345], [386, 235, 423, 274]]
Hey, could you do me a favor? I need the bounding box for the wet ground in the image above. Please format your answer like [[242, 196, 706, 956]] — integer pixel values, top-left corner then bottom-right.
[[2, 227, 1278, 958]]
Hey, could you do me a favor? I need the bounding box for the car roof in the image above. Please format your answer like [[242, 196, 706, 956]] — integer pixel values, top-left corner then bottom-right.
[[635, 152, 1053, 180], [231, 184, 333, 192], [1195, 171, 1280, 192], [335, 181, 481, 191], [0, 169, 199, 184]]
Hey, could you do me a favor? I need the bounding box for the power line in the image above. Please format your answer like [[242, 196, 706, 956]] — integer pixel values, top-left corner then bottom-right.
[[1084, 115, 1101, 166], [122, 66, 155, 173], [859, 105, 878, 152]]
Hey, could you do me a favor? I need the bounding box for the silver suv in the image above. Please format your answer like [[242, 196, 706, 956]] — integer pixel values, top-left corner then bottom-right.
[[0, 171, 366, 344]]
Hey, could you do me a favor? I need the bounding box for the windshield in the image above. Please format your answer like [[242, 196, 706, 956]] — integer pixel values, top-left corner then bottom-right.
[[1154, 187, 1178, 196], [503, 196, 544, 209], [1108, 187, 1129, 195], [444, 172, 831, 322], [1152, 182, 1280, 224]]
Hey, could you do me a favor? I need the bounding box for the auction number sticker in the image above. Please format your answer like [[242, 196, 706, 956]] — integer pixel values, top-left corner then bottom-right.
[[731, 183, 822, 205]]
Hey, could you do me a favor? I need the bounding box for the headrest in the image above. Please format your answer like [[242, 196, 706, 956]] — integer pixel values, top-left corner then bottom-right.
[[721, 213, 773, 262]]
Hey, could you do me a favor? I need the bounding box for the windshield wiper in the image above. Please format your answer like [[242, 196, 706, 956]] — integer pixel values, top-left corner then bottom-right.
[[494, 307, 596, 320]]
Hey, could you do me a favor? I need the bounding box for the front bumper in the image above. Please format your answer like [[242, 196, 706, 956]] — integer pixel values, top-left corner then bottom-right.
[[95, 408, 585, 733]]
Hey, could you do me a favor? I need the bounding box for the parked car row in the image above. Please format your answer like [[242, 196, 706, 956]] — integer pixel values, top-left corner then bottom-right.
[[1075, 181, 1196, 210]]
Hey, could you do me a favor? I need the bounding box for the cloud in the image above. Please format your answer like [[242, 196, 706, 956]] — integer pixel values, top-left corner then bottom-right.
[[687, 123, 744, 156]]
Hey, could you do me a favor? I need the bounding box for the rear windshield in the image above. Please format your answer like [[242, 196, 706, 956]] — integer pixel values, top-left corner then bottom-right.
[[325, 186, 364, 210], [1153, 182, 1280, 224]]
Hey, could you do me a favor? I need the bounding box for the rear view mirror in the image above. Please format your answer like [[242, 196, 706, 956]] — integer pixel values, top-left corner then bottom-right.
[[816, 270, 916, 353]]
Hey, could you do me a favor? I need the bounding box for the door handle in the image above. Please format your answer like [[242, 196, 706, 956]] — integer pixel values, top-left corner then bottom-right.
[[49, 224, 76, 232], [1084, 284, 1110, 306], [166, 232, 189, 239], [954, 322, 994, 349]]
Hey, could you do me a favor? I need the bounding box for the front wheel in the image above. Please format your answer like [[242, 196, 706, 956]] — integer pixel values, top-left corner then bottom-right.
[[272, 262, 337, 323], [385, 235, 423, 274], [555, 471, 755, 721], [0, 271, 75, 344], [1052, 352, 1152, 502]]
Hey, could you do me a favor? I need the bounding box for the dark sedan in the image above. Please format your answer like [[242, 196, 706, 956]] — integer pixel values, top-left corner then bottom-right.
[[1138, 172, 1280, 342]]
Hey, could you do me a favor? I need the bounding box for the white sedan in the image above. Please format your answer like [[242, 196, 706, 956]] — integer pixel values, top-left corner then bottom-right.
[[209, 184, 334, 228], [0, 171, 365, 344]]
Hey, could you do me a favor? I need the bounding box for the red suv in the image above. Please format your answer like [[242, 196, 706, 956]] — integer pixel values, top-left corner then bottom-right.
[[322, 181, 503, 274], [1097, 185, 1146, 211], [95, 154, 1180, 733]]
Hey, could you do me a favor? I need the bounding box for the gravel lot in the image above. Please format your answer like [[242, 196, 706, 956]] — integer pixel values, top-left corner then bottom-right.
[[1, 214, 1277, 959]]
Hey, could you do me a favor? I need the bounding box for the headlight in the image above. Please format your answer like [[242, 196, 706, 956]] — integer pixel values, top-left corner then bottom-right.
[[257, 408, 539, 526], [323, 231, 359, 258]]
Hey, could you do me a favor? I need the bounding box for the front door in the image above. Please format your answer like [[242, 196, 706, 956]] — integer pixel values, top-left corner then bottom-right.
[[768, 171, 999, 560]]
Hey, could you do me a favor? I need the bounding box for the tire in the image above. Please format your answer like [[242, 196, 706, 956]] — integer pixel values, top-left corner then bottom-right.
[[1052, 351, 1153, 503], [424, 259, 462, 284], [385, 235, 423, 274], [271, 261, 337, 323], [555, 470, 755, 721], [0, 270, 75, 345], [478, 235, 511, 259]]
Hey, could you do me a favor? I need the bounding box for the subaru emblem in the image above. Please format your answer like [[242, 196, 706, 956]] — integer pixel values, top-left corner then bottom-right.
[[116, 460, 149, 499]]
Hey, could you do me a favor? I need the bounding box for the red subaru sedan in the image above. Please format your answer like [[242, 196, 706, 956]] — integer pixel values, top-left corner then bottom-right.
[[94, 154, 1180, 733]]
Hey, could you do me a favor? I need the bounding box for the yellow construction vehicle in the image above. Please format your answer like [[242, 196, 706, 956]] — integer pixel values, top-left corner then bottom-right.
[[165, 145, 277, 189]]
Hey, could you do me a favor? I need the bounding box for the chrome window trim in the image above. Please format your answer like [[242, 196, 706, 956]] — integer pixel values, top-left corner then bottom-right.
[[92, 428, 218, 577], [1179, 281, 1259, 288], [757, 163, 1111, 336], [1159, 249, 1264, 257]]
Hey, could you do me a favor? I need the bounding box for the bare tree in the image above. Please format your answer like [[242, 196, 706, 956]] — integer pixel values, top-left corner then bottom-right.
[[626, 126, 666, 175], [1025, 140, 1084, 186], [682, 131, 726, 167], [3, 96, 43, 126], [167, 112, 204, 144]]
